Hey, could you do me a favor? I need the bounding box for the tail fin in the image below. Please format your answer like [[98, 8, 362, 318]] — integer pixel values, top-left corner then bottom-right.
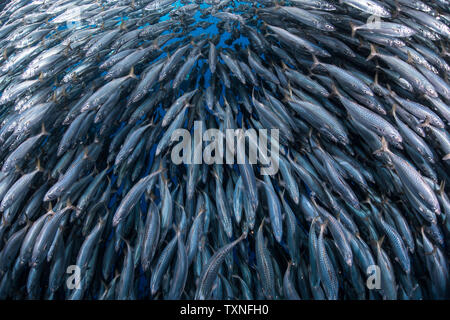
[[319, 219, 329, 236], [391, 104, 398, 119], [367, 44, 378, 61], [36, 159, 44, 172], [40, 123, 49, 136], [237, 231, 248, 242], [438, 181, 445, 195], [350, 22, 358, 38], [127, 66, 137, 80], [376, 235, 385, 250], [407, 51, 414, 64], [374, 70, 379, 85], [152, 38, 160, 51], [119, 21, 127, 31], [331, 83, 341, 97], [287, 81, 293, 98], [311, 55, 321, 70], [418, 116, 431, 128], [373, 136, 390, 155]]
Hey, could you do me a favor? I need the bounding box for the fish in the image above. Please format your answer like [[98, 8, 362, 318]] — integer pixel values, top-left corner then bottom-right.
[[0, 0, 447, 301]]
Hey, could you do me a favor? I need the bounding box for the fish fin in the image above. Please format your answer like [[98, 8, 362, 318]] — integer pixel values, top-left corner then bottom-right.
[[152, 38, 160, 51], [311, 54, 321, 70], [357, 36, 364, 49], [251, 87, 256, 104], [127, 66, 137, 79], [261, 20, 268, 30], [391, 104, 398, 119], [374, 70, 379, 85], [443, 154, 450, 161], [15, 164, 24, 175], [119, 21, 127, 31], [376, 235, 385, 250], [158, 160, 167, 185], [440, 40, 448, 57], [38, 72, 44, 82], [350, 22, 358, 38], [61, 86, 67, 98], [330, 83, 341, 97], [47, 202, 54, 214], [287, 81, 293, 98], [258, 217, 265, 232], [237, 231, 248, 242], [367, 44, 378, 61], [82, 147, 90, 160], [231, 274, 243, 282], [279, 188, 286, 201], [211, 168, 221, 181], [307, 127, 314, 140], [407, 51, 414, 64], [64, 42, 72, 56], [393, 0, 401, 17], [418, 116, 431, 128], [119, 235, 131, 250], [319, 219, 329, 234], [65, 198, 78, 213], [36, 158, 44, 172], [310, 216, 320, 231], [373, 137, 390, 155]]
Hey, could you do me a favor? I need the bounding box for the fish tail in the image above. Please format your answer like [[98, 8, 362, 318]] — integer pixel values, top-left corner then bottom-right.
[[376, 235, 385, 250], [65, 198, 79, 215], [418, 116, 431, 128], [373, 136, 390, 155], [311, 54, 321, 70], [350, 22, 357, 38], [440, 40, 448, 58], [438, 180, 445, 195], [374, 70, 379, 85], [237, 232, 248, 242], [40, 122, 49, 136], [127, 66, 137, 79], [119, 20, 127, 31], [36, 158, 44, 172], [330, 83, 341, 97], [391, 104, 398, 119], [367, 44, 378, 61], [319, 219, 329, 235]]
